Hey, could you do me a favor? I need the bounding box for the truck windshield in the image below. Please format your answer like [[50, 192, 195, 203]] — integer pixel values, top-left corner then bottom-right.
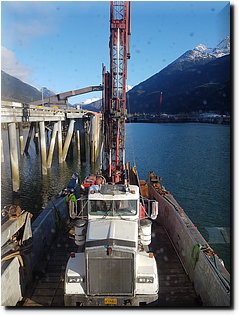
[[89, 200, 137, 216]]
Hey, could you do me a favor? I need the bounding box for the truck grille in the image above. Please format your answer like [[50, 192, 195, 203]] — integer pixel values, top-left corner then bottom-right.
[[87, 249, 134, 295]]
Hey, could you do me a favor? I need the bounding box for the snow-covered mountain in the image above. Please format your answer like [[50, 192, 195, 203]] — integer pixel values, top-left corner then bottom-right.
[[207, 36, 230, 58], [177, 36, 230, 65], [127, 35, 230, 114]]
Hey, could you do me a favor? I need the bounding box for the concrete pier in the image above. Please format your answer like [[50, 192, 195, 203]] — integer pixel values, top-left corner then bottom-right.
[[1, 100, 103, 191], [8, 123, 20, 192], [39, 121, 47, 175]]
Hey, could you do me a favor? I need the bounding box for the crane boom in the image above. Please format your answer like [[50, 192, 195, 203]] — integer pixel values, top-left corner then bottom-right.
[[102, 1, 131, 183]]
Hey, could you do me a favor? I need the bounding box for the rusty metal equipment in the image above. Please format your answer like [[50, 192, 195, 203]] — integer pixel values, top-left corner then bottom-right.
[[102, 1, 131, 183]]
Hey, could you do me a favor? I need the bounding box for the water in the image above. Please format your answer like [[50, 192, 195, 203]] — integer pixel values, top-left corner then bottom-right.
[[1, 128, 96, 217], [125, 123, 230, 271], [1, 123, 230, 270]]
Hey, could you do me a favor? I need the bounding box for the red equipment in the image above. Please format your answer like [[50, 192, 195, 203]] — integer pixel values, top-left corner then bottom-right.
[[102, 1, 131, 183]]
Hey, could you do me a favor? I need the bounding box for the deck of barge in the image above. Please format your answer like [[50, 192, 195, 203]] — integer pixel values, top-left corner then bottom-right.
[[22, 223, 77, 307], [21, 221, 201, 307], [151, 222, 201, 307]]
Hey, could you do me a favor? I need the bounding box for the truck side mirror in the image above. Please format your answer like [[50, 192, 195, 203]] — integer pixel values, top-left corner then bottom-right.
[[150, 201, 158, 220]]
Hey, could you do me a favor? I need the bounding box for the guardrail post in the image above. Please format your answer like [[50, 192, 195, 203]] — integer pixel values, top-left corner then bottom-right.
[[8, 122, 20, 192], [39, 121, 47, 175]]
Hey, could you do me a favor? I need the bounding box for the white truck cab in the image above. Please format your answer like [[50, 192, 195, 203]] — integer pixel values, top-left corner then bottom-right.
[[64, 184, 159, 306]]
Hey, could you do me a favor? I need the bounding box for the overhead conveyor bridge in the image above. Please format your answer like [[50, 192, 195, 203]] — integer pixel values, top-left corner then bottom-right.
[[30, 85, 103, 107]]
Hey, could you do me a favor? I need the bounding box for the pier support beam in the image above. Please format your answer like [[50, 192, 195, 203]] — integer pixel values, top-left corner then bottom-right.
[[90, 115, 100, 164], [76, 129, 81, 159], [18, 123, 24, 156], [90, 116, 96, 164], [47, 122, 58, 168], [95, 115, 100, 161], [39, 121, 47, 175], [24, 123, 34, 154], [62, 120, 75, 161], [1, 139, 4, 163], [58, 121, 63, 163], [8, 123, 20, 192], [34, 122, 39, 154]]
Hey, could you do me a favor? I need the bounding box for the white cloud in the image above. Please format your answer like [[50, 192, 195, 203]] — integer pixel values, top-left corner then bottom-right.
[[82, 97, 100, 105], [1, 46, 32, 83], [10, 20, 50, 43]]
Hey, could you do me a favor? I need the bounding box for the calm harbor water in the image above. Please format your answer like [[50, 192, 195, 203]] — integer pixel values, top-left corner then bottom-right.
[[1, 123, 230, 270]]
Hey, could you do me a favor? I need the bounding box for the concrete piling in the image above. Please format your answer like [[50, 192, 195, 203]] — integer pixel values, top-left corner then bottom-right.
[[24, 123, 34, 154], [34, 122, 39, 154], [90, 116, 96, 164], [62, 120, 75, 161], [47, 122, 58, 168], [90, 115, 101, 164], [39, 121, 47, 175], [18, 123, 24, 156], [1, 139, 4, 163], [3, 111, 101, 192], [8, 123, 20, 192], [76, 129, 81, 159], [58, 121, 63, 163]]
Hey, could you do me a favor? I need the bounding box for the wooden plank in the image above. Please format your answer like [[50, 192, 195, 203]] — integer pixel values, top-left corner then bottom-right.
[[22, 220, 201, 307], [151, 222, 201, 307]]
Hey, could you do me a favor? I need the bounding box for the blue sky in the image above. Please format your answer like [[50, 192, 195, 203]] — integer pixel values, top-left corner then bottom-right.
[[1, 0, 230, 104]]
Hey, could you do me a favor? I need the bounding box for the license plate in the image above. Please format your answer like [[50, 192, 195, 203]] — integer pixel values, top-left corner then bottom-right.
[[104, 298, 117, 305]]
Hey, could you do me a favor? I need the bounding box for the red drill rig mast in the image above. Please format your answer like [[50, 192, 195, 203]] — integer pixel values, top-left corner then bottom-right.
[[102, 1, 131, 183]]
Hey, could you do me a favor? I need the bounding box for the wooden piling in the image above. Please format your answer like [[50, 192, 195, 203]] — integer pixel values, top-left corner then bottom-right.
[[58, 121, 63, 163], [24, 123, 34, 154], [47, 122, 58, 168], [62, 120, 75, 161], [8, 123, 20, 192], [39, 121, 47, 175], [18, 123, 24, 156]]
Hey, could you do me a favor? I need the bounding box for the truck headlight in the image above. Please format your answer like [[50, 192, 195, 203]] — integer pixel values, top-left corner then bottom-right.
[[67, 276, 84, 283], [137, 276, 154, 283]]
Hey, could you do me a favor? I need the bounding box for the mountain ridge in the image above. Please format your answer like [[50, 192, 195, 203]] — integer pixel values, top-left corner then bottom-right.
[[1, 36, 230, 115], [1, 71, 55, 103]]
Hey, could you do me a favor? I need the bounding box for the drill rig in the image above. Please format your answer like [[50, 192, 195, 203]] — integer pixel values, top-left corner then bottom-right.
[[102, 1, 131, 183], [64, 2, 159, 306]]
